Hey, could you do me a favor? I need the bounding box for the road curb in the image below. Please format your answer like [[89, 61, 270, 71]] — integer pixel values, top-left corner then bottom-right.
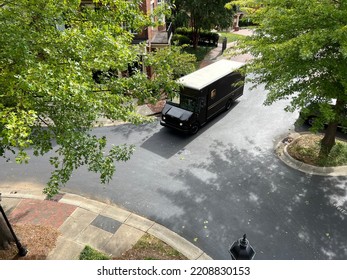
[[276, 132, 347, 176], [0, 191, 212, 260]]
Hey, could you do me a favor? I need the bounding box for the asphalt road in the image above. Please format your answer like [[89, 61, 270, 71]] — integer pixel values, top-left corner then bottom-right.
[[1, 81, 347, 260]]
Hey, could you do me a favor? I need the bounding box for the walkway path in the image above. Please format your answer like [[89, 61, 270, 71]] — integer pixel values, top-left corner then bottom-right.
[[1, 190, 211, 260], [200, 28, 253, 68]]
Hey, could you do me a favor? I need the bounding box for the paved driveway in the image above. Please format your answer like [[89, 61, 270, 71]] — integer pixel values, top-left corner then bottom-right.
[[1, 81, 347, 259]]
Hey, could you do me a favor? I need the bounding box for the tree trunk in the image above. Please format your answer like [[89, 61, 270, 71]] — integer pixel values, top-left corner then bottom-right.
[[320, 98, 345, 156], [192, 29, 199, 49], [191, 16, 199, 49], [320, 121, 338, 156], [0, 214, 14, 250]]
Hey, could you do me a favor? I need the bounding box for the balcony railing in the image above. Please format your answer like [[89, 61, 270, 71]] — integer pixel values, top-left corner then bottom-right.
[[166, 22, 173, 41], [151, 22, 173, 46]]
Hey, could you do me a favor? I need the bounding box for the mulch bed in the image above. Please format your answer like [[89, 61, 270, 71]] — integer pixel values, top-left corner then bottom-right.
[[0, 224, 60, 260], [147, 100, 166, 114], [287, 134, 347, 167]]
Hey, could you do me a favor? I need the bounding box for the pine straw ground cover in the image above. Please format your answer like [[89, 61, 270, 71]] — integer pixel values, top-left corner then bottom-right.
[[0, 224, 59, 260], [287, 134, 347, 167], [0, 226, 187, 260]]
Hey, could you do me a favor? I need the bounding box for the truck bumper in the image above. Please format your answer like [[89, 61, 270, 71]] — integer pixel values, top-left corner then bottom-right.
[[160, 120, 191, 133]]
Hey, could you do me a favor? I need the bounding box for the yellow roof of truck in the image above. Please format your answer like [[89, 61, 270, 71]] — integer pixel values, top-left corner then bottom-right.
[[177, 59, 245, 91]]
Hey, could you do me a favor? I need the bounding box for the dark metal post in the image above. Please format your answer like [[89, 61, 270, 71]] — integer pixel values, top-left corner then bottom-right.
[[222, 37, 227, 53], [229, 234, 256, 260], [0, 193, 28, 256]]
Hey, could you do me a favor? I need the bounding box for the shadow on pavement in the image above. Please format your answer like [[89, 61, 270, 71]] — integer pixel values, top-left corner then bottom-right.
[[155, 139, 347, 260], [140, 102, 240, 159]]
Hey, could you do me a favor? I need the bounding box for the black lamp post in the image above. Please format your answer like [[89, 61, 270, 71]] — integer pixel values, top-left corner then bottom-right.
[[222, 37, 227, 53], [0, 193, 28, 256], [229, 234, 256, 260]]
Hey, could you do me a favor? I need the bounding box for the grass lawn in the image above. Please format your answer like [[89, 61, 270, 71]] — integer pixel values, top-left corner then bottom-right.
[[217, 32, 246, 43], [79, 234, 187, 260], [287, 134, 347, 167], [182, 31, 246, 65], [79, 245, 110, 260], [184, 46, 214, 63], [118, 233, 187, 260]]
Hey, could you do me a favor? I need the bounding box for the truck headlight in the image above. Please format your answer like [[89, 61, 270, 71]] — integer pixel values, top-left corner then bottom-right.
[[180, 123, 183, 126], [163, 116, 166, 120]]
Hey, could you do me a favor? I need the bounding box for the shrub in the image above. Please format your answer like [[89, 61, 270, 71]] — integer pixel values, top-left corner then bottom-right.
[[175, 28, 219, 47], [199, 31, 219, 46], [79, 245, 110, 260], [175, 27, 191, 37], [172, 34, 191, 45]]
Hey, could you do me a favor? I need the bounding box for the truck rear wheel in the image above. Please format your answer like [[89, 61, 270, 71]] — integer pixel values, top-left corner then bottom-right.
[[225, 99, 232, 110]]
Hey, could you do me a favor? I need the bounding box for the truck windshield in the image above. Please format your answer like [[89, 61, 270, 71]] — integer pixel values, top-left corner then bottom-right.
[[169, 95, 198, 112]]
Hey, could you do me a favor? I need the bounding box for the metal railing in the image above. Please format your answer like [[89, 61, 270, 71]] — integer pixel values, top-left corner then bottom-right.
[[166, 22, 173, 41]]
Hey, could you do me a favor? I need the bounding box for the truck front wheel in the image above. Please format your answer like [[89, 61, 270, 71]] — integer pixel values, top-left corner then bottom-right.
[[190, 123, 200, 135]]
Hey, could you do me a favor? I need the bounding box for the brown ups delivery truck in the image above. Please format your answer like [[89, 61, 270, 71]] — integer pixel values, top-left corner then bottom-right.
[[160, 59, 245, 134]]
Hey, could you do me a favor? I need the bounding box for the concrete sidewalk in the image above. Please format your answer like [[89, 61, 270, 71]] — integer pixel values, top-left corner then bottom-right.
[[1, 190, 212, 260], [200, 28, 253, 68]]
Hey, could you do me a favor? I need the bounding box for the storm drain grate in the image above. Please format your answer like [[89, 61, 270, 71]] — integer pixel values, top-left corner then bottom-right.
[[91, 214, 122, 234]]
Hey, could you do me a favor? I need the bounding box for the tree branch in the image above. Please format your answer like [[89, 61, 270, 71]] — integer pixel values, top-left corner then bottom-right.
[[38, 116, 51, 127], [92, 89, 112, 92]]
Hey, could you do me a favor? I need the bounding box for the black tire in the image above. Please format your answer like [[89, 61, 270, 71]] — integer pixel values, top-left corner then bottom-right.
[[190, 123, 200, 135], [225, 99, 232, 110]]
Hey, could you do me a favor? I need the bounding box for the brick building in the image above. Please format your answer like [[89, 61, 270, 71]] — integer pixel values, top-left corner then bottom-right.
[[81, 0, 172, 50]]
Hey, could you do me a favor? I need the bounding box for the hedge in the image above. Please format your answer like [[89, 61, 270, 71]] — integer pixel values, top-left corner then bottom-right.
[[175, 28, 219, 47], [172, 34, 191, 46]]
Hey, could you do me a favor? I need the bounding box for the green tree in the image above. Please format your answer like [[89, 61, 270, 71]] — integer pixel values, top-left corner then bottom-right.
[[0, 0, 147, 199], [146, 45, 196, 96], [0, 0, 194, 196], [225, 0, 262, 14], [228, 0, 347, 154], [173, 0, 234, 48], [0, 0, 196, 250]]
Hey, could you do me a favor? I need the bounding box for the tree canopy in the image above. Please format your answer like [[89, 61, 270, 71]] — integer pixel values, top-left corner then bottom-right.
[[0, 0, 196, 197], [228, 0, 347, 153], [173, 0, 234, 48]]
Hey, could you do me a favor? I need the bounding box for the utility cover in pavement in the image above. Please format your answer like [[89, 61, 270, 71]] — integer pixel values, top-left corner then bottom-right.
[[91, 214, 122, 234]]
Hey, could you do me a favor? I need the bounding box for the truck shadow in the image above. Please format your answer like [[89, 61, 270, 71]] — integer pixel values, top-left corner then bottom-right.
[[140, 101, 240, 159]]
